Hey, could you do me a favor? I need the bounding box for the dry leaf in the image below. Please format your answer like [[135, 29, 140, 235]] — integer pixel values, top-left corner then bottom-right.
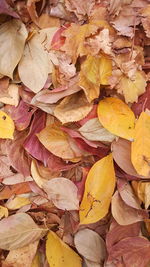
[[46, 231, 82, 267], [18, 34, 49, 93], [131, 111, 150, 177], [98, 97, 135, 140], [0, 205, 8, 219], [0, 19, 27, 78], [79, 118, 116, 142], [3, 241, 39, 267], [0, 111, 15, 139], [74, 229, 107, 264], [37, 124, 86, 160], [0, 84, 19, 106], [79, 154, 116, 224], [5, 195, 31, 210], [117, 71, 147, 103], [54, 91, 93, 124], [0, 213, 44, 250], [43, 177, 79, 210]]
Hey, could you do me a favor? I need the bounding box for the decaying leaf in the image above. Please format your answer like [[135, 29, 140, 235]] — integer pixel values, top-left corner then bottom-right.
[[74, 229, 107, 264], [79, 118, 116, 142], [46, 231, 82, 267], [0, 19, 28, 78], [98, 97, 135, 140], [0, 111, 15, 139], [54, 91, 93, 124], [3, 241, 39, 267], [18, 34, 49, 93], [131, 111, 150, 177], [79, 154, 116, 224], [43, 177, 79, 210], [0, 213, 44, 250]]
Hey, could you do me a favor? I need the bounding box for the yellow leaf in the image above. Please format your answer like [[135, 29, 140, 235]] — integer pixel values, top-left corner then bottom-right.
[[79, 71, 100, 102], [0, 206, 8, 219], [0, 111, 15, 139], [131, 112, 150, 177], [117, 71, 146, 103], [99, 55, 112, 85], [54, 91, 93, 124], [37, 124, 86, 160], [46, 231, 82, 267], [79, 154, 116, 224], [81, 55, 100, 85], [31, 253, 40, 267], [62, 23, 98, 63], [97, 97, 135, 140]]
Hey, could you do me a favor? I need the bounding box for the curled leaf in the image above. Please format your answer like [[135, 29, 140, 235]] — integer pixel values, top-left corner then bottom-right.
[[98, 97, 135, 140], [79, 154, 116, 224]]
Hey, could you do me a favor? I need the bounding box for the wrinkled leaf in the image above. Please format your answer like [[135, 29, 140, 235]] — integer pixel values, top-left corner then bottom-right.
[[98, 97, 135, 140], [46, 231, 82, 267], [80, 154, 116, 224]]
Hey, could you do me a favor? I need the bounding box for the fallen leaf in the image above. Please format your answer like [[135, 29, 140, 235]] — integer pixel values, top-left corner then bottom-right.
[[43, 177, 79, 210], [117, 71, 147, 103], [0, 84, 19, 106], [0, 213, 44, 250], [65, 0, 95, 20], [3, 241, 39, 267], [99, 55, 112, 85], [79, 118, 116, 142], [46, 231, 82, 267], [0, 183, 31, 200], [131, 111, 150, 177], [79, 154, 116, 224], [0, 205, 8, 219], [18, 34, 49, 93], [98, 97, 135, 140], [0, 19, 27, 78], [54, 91, 93, 124], [111, 191, 148, 225], [5, 195, 31, 210], [74, 229, 106, 264], [131, 83, 150, 117], [0, 0, 19, 18], [0, 111, 15, 139]]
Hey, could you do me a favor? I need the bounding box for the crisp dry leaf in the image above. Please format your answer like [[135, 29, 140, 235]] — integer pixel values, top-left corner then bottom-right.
[[74, 229, 106, 264], [131, 111, 150, 177], [117, 71, 147, 103], [43, 178, 79, 210], [79, 154, 116, 224], [98, 97, 135, 140], [0, 205, 8, 219], [5, 195, 31, 210], [54, 91, 93, 124], [18, 34, 49, 93], [37, 124, 86, 160], [111, 191, 148, 225], [112, 138, 141, 177], [0, 111, 15, 139], [0, 213, 44, 250], [0, 19, 27, 79], [62, 23, 98, 63], [79, 118, 116, 142], [46, 231, 82, 267], [0, 84, 19, 106], [3, 241, 39, 267], [108, 236, 150, 267], [65, 0, 95, 20]]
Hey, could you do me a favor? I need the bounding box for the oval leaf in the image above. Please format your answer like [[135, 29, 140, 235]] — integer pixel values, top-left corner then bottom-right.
[[98, 97, 135, 140], [0, 19, 27, 78], [43, 178, 79, 210], [74, 229, 106, 264], [18, 34, 49, 93], [131, 111, 150, 177], [0, 111, 15, 139], [79, 154, 116, 224], [0, 213, 44, 250], [46, 231, 82, 267]]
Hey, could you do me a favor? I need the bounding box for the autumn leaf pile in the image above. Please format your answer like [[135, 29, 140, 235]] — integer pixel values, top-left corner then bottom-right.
[[0, 0, 150, 266]]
